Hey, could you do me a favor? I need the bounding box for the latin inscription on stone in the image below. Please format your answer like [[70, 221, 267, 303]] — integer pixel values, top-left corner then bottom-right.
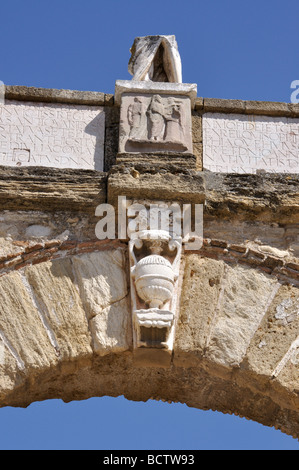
[[0, 101, 105, 170], [203, 113, 299, 173]]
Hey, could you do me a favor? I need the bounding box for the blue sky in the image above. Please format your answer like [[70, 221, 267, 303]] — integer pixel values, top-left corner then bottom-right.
[[0, 0, 299, 450]]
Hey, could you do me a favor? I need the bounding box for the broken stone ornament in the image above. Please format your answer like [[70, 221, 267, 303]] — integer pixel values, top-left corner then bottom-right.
[[128, 35, 182, 83], [115, 35, 196, 157]]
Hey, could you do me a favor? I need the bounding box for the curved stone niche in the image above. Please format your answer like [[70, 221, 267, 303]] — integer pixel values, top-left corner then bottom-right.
[[129, 229, 182, 367]]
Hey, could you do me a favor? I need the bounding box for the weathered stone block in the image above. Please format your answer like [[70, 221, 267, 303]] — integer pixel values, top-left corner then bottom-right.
[[204, 263, 278, 367], [245, 284, 299, 381], [24, 259, 92, 360], [0, 100, 105, 170], [202, 112, 299, 174], [71, 250, 131, 356], [174, 256, 226, 366]]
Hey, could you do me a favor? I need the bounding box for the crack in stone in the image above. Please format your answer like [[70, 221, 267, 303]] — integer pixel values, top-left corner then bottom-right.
[[0, 329, 25, 370], [88, 291, 130, 321], [19, 273, 60, 356]]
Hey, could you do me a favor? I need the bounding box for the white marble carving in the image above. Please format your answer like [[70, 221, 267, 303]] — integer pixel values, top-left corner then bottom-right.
[[118, 92, 193, 154], [129, 230, 182, 358], [115, 35, 197, 157], [203, 113, 299, 174], [0, 101, 105, 170], [128, 35, 182, 83]]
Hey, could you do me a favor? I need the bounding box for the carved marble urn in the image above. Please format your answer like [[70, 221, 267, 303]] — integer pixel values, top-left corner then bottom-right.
[[129, 229, 182, 366], [133, 254, 175, 309]]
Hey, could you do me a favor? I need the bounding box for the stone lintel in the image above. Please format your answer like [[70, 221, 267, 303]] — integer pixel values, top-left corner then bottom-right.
[[204, 171, 299, 224]]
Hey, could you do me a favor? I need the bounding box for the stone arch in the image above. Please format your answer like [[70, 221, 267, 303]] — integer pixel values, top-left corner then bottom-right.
[[0, 239, 298, 440], [1, 73, 299, 447]]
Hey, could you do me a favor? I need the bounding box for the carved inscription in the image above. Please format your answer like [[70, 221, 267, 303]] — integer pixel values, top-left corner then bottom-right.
[[119, 93, 192, 154], [203, 113, 299, 173], [0, 101, 105, 170]]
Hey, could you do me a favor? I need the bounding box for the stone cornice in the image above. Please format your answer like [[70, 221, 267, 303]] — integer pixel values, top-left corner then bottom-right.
[[196, 97, 299, 117], [4, 85, 110, 106], [4, 84, 299, 118]]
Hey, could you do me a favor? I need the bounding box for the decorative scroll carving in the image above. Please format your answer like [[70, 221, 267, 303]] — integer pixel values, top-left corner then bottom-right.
[[129, 229, 182, 366]]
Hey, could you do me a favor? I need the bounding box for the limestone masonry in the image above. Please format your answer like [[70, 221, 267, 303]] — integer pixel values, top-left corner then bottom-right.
[[203, 112, 299, 174], [0, 35, 298, 441], [0, 101, 105, 170]]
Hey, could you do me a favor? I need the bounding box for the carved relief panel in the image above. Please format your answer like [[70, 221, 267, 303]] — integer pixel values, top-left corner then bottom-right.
[[119, 92, 193, 154]]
